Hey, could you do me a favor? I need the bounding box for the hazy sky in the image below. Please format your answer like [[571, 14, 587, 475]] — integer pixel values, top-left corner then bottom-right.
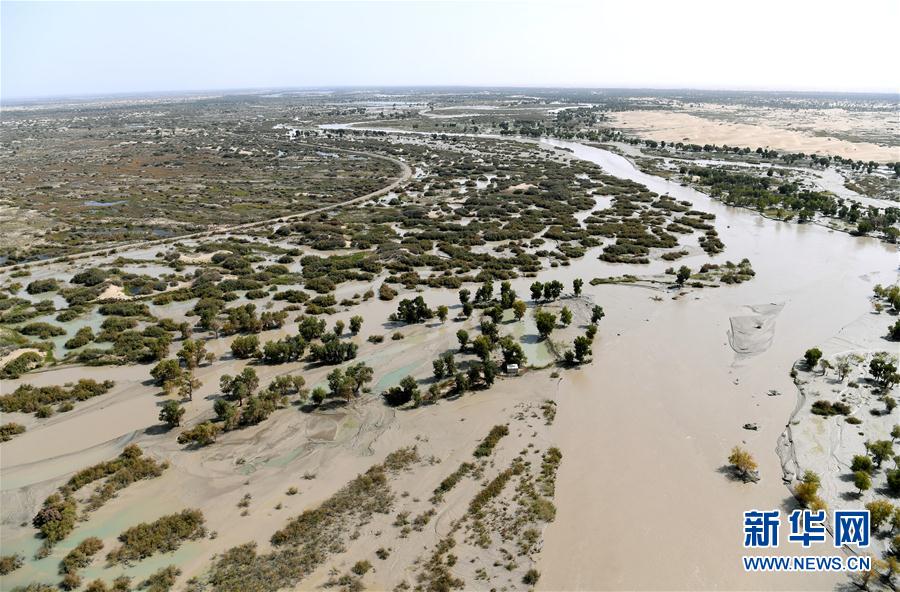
[[3, 0, 898, 100]]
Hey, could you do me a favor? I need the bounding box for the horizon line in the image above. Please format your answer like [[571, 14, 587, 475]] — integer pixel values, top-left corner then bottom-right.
[[3, 83, 898, 106]]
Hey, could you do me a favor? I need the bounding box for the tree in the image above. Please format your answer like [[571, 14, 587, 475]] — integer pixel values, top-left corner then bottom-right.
[[530, 282, 543, 302], [382, 376, 420, 407], [472, 335, 494, 361], [349, 315, 363, 335], [396, 296, 434, 324], [888, 396, 898, 414], [890, 319, 900, 341], [159, 400, 185, 428], [573, 336, 592, 363], [870, 440, 895, 468], [852, 455, 874, 473], [458, 289, 471, 306], [676, 266, 691, 286], [432, 358, 446, 379], [867, 499, 895, 531], [543, 280, 563, 301], [727, 446, 758, 482], [177, 371, 202, 401], [481, 360, 497, 386], [298, 316, 327, 341], [499, 336, 526, 368], [150, 359, 182, 386], [456, 329, 469, 352], [534, 310, 557, 340], [560, 307, 573, 327], [591, 305, 605, 324], [454, 372, 469, 394], [573, 278, 583, 296], [499, 282, 516, 309], [835, 355, 852, 382], [220, 368, 258, 406], [309, 338, 357, 364], [462, 302, 473, 318], [512, 300, 527, 321], [436, 305, 449, 323], [177, 339, 207, 370], [474, 280, 494, 304], [268, 375, 307, 400], [804, 347, 823, 370], [871, 354, 900, 391], [485, 306, 503, 325], [333, 320, 345, 337], [231, 335, 260, 359], [442, 352, 456, 375], [178, 422, 220, 447], [214, 399, 238, 430], [328, 363, 374, 401], [855, 471, 872, 496], [311, 387, 327, 406], [795, 470, 821, 507]]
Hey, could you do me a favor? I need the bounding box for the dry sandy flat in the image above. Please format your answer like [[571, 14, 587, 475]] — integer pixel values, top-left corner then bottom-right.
[[610, 110, 899, 163]]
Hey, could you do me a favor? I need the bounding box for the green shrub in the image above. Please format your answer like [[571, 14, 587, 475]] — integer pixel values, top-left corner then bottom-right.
[[107, 510, 206, 565], [473, 424, 509, 457]]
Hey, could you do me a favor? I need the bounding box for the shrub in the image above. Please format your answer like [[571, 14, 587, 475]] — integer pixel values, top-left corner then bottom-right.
[[106, 510, 206, 564], [230, 335, 260, 359], [1, 350, 44, 378], [351, 560, 372, 576], [0, 422, 26, 442], [474, 425, 509, 458], [1, 379, 115, 414], [0, 553, 24, 575], [60, 536, 103, 574], [139, 565, 181, 592], [19, 322, 66, 339]]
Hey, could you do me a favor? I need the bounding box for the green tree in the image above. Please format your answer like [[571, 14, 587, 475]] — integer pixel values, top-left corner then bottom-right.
[[573, 335, 592, 363], [867, 499, 895, 531], [852, 454, 874, 473], [442, 352, 456, 375], [804, 347, 823, 370], [436, 305, 449, 322], [512, 300, 527, 321], [530, 282, 543, 302], [573, 278, 583, 296], [333, 320, 345, 337], [159, 400, 185, 428], [871, 354, 900, 391], [177, 339, 208, 370], [349, 315, 363, 335], [472, 335, 494, 361], [178, 422, 220, 447], [591, 305, 605, 324], [454, 372, 469, 394], [676, 266, 691, 286], [150, 359, 182, 386], [456, 329, 469, 352], [230, 335, 260, 359], [499, 336, 527, 368], [854, 470, 872, 496], [870, 440, 895, 468], [534, 310, 557, 340], [220, 368, 258, 406], [432, 357, 446, 379], [560, 307, 573, 327]]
